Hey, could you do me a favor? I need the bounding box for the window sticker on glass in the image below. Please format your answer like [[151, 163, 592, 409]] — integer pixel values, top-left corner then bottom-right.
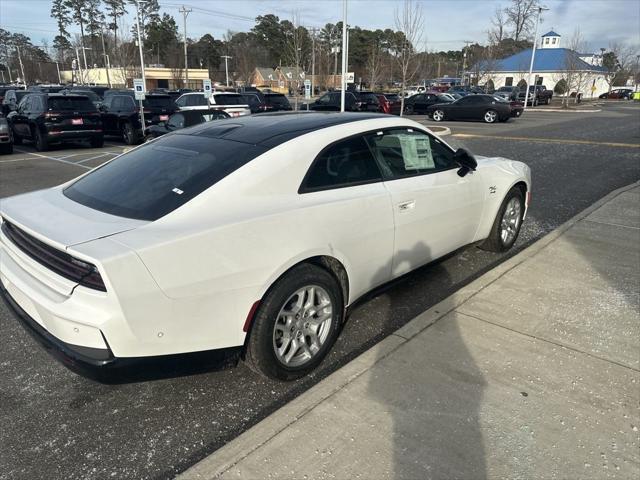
[[398, 134, 434, 170]]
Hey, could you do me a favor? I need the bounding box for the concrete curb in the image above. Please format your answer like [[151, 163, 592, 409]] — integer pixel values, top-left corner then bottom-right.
[[427, 126, 451, 136], [527, 108, 602, 113], [177, 180, 640, 480]]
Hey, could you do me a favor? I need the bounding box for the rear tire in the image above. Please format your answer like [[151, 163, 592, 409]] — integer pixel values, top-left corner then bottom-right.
[[0, 143, 13, 155], [479, 187, 525, 253], [244, 263, 344, 381], [34, 128, 49, 152], [90, 136, 104, 148], [432, 109, 445, 121]]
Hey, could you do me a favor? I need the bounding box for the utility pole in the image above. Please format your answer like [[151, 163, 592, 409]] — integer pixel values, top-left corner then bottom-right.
[[134, 0, 147, 128], [524, 5, 549, 111], [75, 47, 84, 85], [56, 62, 61, 84], [100, 27, 112, 88], [16, 46, 26, 87], [179, 5, 192, 88], [340, 0, 348, 112], [462, 40, 472, 86], [221, 55, 232, 87], [310, 27, 319, 98]]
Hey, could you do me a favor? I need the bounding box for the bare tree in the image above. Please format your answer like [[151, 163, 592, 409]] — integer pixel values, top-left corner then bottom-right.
[[505, 0, 539, 41], [552, 29, 590, 107], [394, 0, 424, 116], [366, 39, 382, 89], [489, 7, 507, 44]]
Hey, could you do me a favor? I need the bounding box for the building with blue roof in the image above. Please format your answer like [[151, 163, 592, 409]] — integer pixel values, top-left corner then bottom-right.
[[476, 30, 610, 98]]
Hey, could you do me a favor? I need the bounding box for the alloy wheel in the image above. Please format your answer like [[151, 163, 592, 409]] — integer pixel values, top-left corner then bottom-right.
[[484, 110, 497, 123], [500, 197, 522, 245], [433, 110, 444, 121], [272, 285, 334, 367]]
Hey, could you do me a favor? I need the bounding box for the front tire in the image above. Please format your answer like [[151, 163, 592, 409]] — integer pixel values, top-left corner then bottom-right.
[[122, 122, 139, 145], [484, 109, 498, 123], [244, 263, 344, 381], [479, 187, 525, 252]]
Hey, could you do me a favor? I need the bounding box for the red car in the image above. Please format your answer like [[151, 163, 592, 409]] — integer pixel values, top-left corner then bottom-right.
[[376, 93, 402, 115]]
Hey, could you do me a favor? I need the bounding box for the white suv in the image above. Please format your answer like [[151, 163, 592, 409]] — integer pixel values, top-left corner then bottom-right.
[[175, 92, 251, 117]]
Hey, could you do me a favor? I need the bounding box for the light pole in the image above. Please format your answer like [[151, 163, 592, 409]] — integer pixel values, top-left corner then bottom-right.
[[179, 5, 192, 88], [134, 0, 147, 128], [16, 46, 26, 87], [524, 5, 549, 111], [340, 0, 348, 112], [221, 55, 232, 87], [100, 27, 112, 87]]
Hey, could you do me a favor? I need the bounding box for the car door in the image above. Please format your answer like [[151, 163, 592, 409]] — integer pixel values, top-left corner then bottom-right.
[[311, 93, 333, 111], [100, 96, 117, 134], [365, 127, 485, 277], [299, 134, 395, 298], [11, 95, 32, 139]]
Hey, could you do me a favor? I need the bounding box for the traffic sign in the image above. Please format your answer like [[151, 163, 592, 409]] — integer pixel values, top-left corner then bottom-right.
[[304, 79, 311, 99], [203, 79, 212, 98], [133, 78, 145, 100], [346, 72, 355, 84]]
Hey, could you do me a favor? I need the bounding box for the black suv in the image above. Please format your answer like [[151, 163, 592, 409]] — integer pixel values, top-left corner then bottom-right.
[[9, 93, 103, 151], [309, 91, 378, 112], [100, 93, 176, 144]]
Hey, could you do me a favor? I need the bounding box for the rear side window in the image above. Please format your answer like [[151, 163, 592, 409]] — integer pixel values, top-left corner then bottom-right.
[[48, 97, 96, 111], [301, 136, 382, 192], [64, 134, 267, 221], [213, 94, 244, 105], [186, 95, 207, 106]]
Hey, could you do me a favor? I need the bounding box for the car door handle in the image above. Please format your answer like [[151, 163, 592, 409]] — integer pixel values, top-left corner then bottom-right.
[[398, 200, 416, 211]]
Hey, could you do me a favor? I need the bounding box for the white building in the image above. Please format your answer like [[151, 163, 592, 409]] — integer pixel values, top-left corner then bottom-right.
[[477, 31, 609, 98]]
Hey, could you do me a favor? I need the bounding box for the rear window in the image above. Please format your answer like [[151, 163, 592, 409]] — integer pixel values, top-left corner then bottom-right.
[[213, 94, 244, 105], [265, 94, 290, 106], [47, 97, 96, 111], [143, 96, 175, 108], [70, 90, 99, 101], [63, 134, 267, 221]]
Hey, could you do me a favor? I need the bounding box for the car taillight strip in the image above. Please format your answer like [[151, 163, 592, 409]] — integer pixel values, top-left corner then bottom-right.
[[1, 219, 106, 291]]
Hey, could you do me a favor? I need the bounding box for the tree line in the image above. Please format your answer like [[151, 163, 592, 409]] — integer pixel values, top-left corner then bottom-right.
[[0, 0, 636, 90]]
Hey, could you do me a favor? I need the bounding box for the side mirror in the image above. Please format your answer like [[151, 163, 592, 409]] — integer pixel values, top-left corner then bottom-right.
[[453, 148, 477, 177], [7, 110, 17, 119]]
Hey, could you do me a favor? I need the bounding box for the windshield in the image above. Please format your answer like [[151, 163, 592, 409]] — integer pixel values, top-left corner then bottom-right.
[[64, 134, 267, 221], [48, 97, 97, 111], [213, 94, 245, 105]]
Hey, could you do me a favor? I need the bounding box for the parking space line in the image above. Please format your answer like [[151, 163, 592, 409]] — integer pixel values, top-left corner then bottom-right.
[[75, 153, 110, 164], [15, 150, 93, 169], [452, 133, 640, 148], [0, 157, 41, 164]]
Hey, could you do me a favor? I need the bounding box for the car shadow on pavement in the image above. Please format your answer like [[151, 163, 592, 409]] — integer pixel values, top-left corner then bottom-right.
[[361, 241, 487, 479]]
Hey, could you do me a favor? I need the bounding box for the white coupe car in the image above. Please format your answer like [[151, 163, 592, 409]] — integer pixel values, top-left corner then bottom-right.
[[0, 113, 531, 380]]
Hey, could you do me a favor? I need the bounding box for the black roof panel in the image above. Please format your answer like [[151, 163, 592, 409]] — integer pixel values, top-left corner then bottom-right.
[[179, 111, 387, 147]]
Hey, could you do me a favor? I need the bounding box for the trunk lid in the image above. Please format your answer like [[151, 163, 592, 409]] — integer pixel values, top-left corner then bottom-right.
[[1, 187, 147, 249]]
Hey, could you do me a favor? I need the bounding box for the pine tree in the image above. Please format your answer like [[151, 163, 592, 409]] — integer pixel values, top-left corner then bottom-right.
[[104, 0, 127, 48], [50, 0, 71, 63]]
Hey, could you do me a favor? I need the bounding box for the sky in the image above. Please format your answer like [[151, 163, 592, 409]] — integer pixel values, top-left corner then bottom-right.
[[1, 0, 638, 53]]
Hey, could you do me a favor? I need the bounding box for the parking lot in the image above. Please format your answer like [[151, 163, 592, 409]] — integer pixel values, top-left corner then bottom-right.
[[1, 103, 639, 480]]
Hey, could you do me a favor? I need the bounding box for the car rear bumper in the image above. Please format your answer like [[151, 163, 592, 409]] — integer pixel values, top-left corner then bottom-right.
[[0, 134, 11, 144], [47, 129, 103, 141], [0, 282, 239, 382]]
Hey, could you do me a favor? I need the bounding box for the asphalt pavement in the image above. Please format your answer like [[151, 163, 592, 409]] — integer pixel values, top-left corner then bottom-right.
[[1, 102, 639, 480]]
